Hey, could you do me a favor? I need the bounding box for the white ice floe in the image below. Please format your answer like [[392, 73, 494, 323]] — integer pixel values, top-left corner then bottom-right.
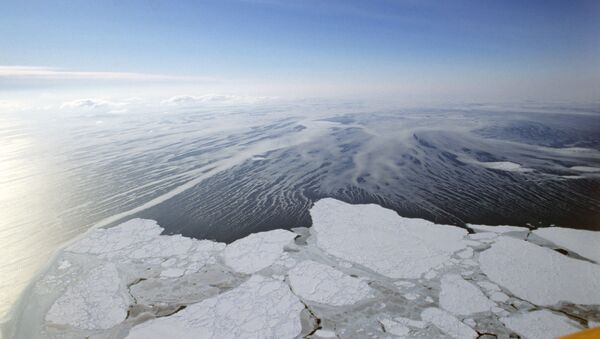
[[126, 275, 303, 339], [421, 307, 477, 339], [479, 237, 600, 305], [66, 218, 225, 275], [45, 263, 130, 329], [287, 260, 372, 306], [501, 310, 582, 339], [222, 229, 297, 274], [533, 227, 600, 263], [479, 161, 533, 172], [310, 198, 468, 279], [439, 274, 495, 316], [379, 318, 410, 336]]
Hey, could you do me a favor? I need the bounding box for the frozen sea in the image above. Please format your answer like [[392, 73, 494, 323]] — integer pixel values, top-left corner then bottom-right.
[[1, 100, 600, 322]]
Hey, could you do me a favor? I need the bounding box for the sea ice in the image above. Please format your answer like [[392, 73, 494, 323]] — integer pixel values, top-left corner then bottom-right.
[[287, 260, 372, 306], [126, 275, 304, 339], [379, 318, 410, 336], [439, 274, 495, 316], [310, 198, 467, 279], [501, 310, 582, 339], [45, 263, 130, 330], [9, 198, 600, 339], [421, 307, 477, 339], [222, 229, 297, 274], [533, 227, 600, 263], [479, 237, 600, 305]]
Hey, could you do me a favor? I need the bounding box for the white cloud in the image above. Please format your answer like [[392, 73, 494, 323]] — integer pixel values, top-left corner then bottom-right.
[[60, 98, 125, 110], [160, 94, 269, 106]]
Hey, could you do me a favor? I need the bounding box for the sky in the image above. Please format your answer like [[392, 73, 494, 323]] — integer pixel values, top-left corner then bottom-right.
[[0, 0, 599, 108]]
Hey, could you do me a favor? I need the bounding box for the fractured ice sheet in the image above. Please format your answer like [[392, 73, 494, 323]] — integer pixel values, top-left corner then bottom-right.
[[222, 229, 297, 274], [533, 227, 600, 263], [310, 198, 468, 279], [8, 198, 600, 339], [45, 263, 130, 330], [501, 310, 582, 339], [439, 274, 495, 316], [126, 275, 304, 339], [288, 260, 372, 306], [421, 307, 477, 339], [479, 237, 600, 305]]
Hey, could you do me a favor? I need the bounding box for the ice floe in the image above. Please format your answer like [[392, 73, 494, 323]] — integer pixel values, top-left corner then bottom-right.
[[479, 237, 600, 305], [222, 229, 297, 274], [45, 263, 130, 330], [421, 307, 477, 339], [310, 198, 468, 279], [126, 275, 304, 339], [533, 227, 600, 263], [439, 274, 495, 316], [501, 310, 582, 339], [288, 260, 372, 306], [6, 198, 600, 339]]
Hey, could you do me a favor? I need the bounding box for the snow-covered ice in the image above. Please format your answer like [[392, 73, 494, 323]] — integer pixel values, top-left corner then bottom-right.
[[222, 229, 297, 274], [439, 274, 495, 315], [126, 275, 304, 339], [287, 260, 372, 306], [501, 310, 582, 339], [479, 237, 600, 305], [421, 307, 478, 339], [311, 198, 468, 279], [45, 263, 130, 330], [533, 227, 600, 263], [6, 198, 600, 339]]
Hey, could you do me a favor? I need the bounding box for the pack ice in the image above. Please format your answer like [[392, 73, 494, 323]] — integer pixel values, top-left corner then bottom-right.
[[5, 198, 599, 339]]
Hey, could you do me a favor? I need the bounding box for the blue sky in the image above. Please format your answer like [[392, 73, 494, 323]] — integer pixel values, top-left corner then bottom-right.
[[0, 0, 599, 103]]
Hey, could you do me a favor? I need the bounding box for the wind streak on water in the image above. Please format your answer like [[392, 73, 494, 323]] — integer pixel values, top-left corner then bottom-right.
[[0, 102, 599, 320]]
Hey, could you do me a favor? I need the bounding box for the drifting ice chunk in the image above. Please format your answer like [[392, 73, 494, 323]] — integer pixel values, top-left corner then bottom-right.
[[126, 275, 303, 339], [288, 260, 372, 306], [45, 263, 130, 330], [311, 199, 468, 279], [421, 307, 477, 339], [533, 227, 600, 263], [501, 310, 582, 339], [479, 237, 600, 305], [379, 318, 410, 336], [65, 218, 225, 273], [439, 274, 495, 316], [223, 229, 297, 274]]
